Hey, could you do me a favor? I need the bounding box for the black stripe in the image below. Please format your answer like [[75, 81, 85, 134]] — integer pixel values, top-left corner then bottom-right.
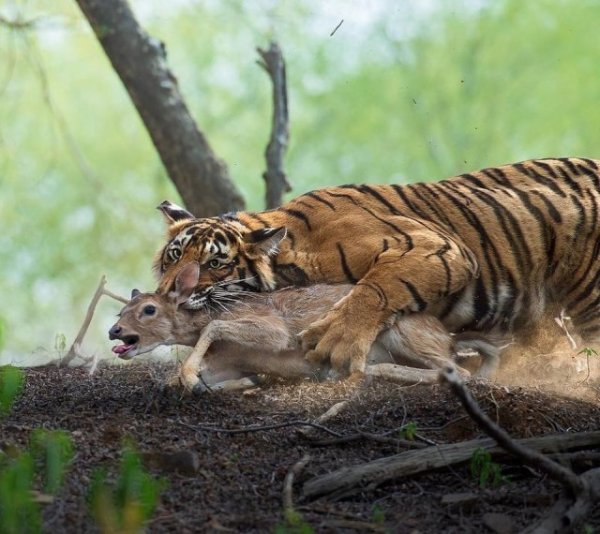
[[513, 163, 567, 198], [429, 240, 452, 295], [575, 163, 600, 191], [399, 278, 427, 312], [358, 281, 388, 311], [459, 173, 487, 188], [245, 212, 271, 227], [358, 185, 401, 214], [326, 191, 414, 249], [529, 190, 562, 223], [553, 164, 583, 195], [303, 191, 336, 210], [580, 158, 599, 171], [410, 183, 459, 233], [280, 208, 313, 231], [391, 184, 429, 219], [336, 243, 358, 283]]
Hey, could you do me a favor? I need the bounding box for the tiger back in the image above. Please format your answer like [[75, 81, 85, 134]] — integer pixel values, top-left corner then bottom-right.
[[154, 157, 600, 372]]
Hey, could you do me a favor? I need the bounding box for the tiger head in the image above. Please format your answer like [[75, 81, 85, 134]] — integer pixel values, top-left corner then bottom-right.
[[153, 201, 286, 309]]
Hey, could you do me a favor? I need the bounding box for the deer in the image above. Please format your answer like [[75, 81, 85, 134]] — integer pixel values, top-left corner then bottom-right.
[[108, 262, 503, 394]]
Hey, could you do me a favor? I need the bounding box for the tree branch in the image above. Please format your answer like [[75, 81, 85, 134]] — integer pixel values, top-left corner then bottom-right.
[[257, 42, 291, 209], [440, 366, 585, 497], [74, 0, 245, 216]]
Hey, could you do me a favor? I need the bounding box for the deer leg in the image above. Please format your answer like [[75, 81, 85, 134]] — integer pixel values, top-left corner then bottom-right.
[[179, 316, 291, 391]]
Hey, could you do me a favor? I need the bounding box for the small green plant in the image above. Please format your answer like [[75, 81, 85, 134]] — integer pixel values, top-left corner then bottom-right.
[[470, 448, 504, 488], [371, 504, 386, 524], [577, 347, 599, 382], [0, 365, 25, 418], [88, 443, 165, 534], [399, 421, 418, 441], [29, 429, 74, 495], [54, 333, 67, 359], [0, 453, 41, 534], [274, 509, 314, 534]]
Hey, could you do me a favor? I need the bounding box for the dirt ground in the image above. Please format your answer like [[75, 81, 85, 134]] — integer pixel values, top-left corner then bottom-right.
[[1, 362, 599, 533]]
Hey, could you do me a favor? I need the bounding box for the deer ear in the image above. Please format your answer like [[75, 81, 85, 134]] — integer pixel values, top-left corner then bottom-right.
[[131, 289, 141, 299], [173, 262, 200, 305], [157, 200, 195, 225], [244, 227, 287, 257]]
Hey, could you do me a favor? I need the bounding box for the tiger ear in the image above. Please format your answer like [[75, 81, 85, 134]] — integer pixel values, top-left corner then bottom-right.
[[157, 200, 195, 225], [172, 262, 200, 306], [244, 227, 287, 257]]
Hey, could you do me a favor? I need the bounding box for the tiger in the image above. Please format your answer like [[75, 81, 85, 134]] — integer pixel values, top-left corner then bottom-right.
[[153, 157, 600, 375]]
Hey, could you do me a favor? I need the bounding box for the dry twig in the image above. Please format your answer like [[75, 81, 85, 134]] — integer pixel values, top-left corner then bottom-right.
[[440, 366, 600, 533], [63, 275, 128, 367], [257, 42, 291, 209], [283, 454, 311, 513]]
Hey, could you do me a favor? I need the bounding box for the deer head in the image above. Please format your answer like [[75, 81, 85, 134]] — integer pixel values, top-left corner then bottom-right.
[[108, 262, 207, 359]]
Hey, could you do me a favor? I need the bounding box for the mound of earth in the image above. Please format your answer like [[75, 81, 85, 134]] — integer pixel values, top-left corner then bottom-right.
[[1, 364, 599, 533]]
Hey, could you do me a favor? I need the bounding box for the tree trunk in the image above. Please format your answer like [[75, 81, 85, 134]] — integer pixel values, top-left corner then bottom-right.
[[75, 0, 245, 216]]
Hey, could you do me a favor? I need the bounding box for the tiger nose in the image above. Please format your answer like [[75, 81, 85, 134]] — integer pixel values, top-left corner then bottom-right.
[[108, 325, 122, 340]]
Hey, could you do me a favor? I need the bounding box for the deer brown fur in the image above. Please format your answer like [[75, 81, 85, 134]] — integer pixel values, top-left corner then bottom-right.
[[109, 262, 502, 393]]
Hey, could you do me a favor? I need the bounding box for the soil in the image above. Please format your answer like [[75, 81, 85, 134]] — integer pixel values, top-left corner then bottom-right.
[[1, 363, 599, 533]]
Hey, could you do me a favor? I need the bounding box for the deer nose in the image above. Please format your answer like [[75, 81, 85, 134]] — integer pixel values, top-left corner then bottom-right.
[[108, 325, 122, 340]]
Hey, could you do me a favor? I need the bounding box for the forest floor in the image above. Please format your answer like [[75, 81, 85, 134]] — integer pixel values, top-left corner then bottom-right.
[[1, 362, 599, 533]]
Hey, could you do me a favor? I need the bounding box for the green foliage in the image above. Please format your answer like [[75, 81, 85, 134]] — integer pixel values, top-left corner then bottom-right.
[[370, 504, 386, 524], [0, 365, 25, 417], [54, 333, 67, 359], [2, 0, 600, 362], [398, 421, 418, 441], [0, 453, 41, 534], [470, 447, 505, 488], [29, 429, 74, 494], [88, 444, 165, 534], [578, 347, 599, 359], [274, 509, 314, 534]]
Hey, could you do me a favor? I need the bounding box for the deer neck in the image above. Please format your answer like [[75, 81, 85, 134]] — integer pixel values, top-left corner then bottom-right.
[[171, 307, 215, 346]]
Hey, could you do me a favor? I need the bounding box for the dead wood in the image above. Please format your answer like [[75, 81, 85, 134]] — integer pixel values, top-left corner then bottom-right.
[[62, 275, 127, 367], [257, 42, 291, 209], [440, 366, 585, 496], [364, 363, 439, 385], [75, 0, 245, 216], [439, 367, 600, 533], [301, 430, 600, 500], [283, 454, 311, 513]]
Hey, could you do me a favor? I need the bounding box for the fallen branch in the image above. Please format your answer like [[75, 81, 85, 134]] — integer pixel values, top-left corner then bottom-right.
[[440, 366, 600, 533], [364, 363, 439, 385], [301, 430, 427, 450], [62, 275, 128, 367], [257, 42, 291, 209], [441, 366, 584, 496], [283, 454, 311, 513], [301, 430, 600, 500], [297, 400, 348, 438], [177, 418, 343, 438]]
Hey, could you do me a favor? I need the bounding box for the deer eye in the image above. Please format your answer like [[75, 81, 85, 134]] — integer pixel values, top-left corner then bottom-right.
[[143, 305, 156, 316], [208, 259, 222, 269]]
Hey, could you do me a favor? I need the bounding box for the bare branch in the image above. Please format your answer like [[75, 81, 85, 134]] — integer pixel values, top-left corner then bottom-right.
[[301, 431, 600, 500], [257, 42, 291, 209], [177, 418, 343, 437], [283, 454, 311, 513], [63, 275, 128, 367], [440, 366, 585, 497], [75, 0, 245, 216]]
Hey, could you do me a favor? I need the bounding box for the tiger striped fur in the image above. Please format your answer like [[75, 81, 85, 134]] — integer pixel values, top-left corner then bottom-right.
[[154, 157, 600, 374]]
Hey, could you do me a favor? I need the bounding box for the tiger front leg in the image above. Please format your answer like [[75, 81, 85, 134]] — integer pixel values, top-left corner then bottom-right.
[[300, 235, 478, 374]]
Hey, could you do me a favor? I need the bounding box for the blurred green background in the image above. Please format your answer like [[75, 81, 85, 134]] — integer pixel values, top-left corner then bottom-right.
[[1, 0, 599, 365]]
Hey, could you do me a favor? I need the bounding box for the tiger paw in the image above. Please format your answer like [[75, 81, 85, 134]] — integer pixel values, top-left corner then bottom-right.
[[300, 310, 376, 375]]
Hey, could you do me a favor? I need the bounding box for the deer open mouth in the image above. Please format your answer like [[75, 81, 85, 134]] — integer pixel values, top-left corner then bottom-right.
[[111, 335, 140, 359]]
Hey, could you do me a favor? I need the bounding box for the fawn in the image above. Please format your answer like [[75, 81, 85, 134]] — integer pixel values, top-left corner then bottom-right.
[[109, 262, 502, 393]]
